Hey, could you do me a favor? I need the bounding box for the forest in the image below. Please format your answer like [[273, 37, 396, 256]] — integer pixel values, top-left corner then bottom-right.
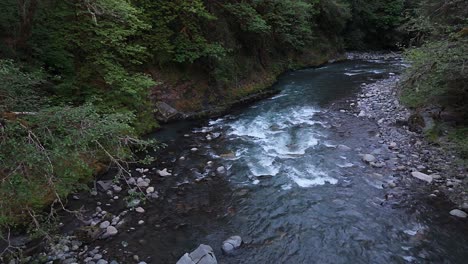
[[0, 0, 467, 259]]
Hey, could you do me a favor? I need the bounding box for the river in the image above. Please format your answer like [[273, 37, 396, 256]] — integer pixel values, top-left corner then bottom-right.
[[97, 59, 468, 263]]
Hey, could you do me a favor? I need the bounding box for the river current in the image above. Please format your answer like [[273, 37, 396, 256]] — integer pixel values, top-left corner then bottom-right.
[[131, 59, 468, 263]]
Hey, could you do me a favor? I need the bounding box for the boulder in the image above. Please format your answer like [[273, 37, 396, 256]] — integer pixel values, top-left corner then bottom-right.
[[176, 244, 217, 264], [155, 101, 181, 122]]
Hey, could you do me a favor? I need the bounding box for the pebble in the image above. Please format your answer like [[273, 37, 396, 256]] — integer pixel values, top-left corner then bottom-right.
[[146, 187, 155, 193], [191, 148, 198, 152], [135, 207, 145, 213]]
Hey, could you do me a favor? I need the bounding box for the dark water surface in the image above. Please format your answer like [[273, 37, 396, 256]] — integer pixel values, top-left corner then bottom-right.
[[129, 60, 468, 264]]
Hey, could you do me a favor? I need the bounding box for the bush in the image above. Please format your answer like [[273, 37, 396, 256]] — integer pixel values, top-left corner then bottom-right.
[[0, 60, 157, 229], [401, 37, 468, 117]]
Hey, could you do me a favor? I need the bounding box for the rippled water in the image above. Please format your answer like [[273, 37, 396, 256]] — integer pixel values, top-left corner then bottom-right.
[[139, 60, 468, 263]]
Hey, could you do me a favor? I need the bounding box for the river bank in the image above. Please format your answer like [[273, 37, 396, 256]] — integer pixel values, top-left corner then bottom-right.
[[4, 54, 468, 264]]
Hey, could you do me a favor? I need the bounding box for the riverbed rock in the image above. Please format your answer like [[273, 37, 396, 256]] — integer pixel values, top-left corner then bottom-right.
[[362, 154, 376, 163], [221, 236, 242, 254], [450, 209, 467, 218], [411, 171, 433, 183], [135, 207, 145, 213], [176, 244, 217, 264]]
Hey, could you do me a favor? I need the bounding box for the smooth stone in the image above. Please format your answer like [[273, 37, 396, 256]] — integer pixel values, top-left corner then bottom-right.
[[362, 154, 376, 163], [106, 226, 118, 236], [450, 209, 467, 218], [135, 207, 145, 213], [96, 260, 108, 264], [411, 171, 433, 183], [191, 148, 198, 152]]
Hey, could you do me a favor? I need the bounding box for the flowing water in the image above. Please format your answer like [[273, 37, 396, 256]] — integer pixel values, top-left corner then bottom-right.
[[118, 59, 468, 263]]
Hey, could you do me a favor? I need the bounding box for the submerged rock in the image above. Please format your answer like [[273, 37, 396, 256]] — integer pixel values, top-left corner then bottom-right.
[[176, 244, 217, 264], [411, 171, 433, 183]]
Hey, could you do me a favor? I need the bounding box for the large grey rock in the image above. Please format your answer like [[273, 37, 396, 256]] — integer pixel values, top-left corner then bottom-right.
[[176, 244, 217, 264], [450, 209, 467, 218], [155, 101, 181, 122], [411, 171, 433, 183], [176, 253, 193, 264], [221, 236, 242, 254]]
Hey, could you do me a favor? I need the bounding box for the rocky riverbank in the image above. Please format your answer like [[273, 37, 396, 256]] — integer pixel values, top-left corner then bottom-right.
[[3, 54, 467, 264], [331, 65, 468, 214]]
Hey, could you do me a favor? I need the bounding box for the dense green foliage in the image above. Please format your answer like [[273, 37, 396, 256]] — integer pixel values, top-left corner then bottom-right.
[[0, 59, 156, 228], [401, 0, 468, 158], [2, 0, 456, 230]]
